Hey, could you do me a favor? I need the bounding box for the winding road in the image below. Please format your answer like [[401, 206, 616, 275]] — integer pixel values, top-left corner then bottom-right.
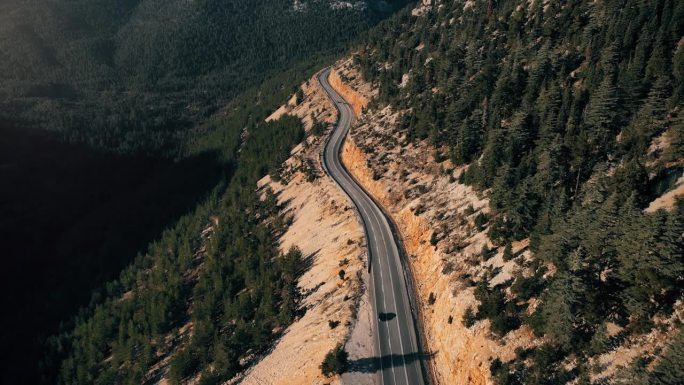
[[318, 68, 428, 385]]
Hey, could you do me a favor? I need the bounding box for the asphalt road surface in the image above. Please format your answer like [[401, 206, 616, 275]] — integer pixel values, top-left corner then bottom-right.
[[318, 68, 428, 385]]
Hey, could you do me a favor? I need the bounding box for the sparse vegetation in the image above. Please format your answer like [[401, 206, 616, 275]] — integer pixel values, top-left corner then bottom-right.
[[480, 245, 495, 260], [502, 243, 513, 262], [320, 344, 348, 377], [358, 0, 684, 381], [474, 212, 489, 231], [430, 231, 440, 246], [462, 307, 477, 328]]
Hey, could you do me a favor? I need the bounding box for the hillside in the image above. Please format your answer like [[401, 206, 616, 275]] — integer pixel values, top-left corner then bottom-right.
[[4, 0, 684, 384], [331, 0, 684, 384], [0, 1, 413, 384], [0, 0, 412, 153]]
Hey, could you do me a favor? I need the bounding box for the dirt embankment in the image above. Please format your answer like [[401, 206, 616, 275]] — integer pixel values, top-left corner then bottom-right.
[[331, 54, 684, 384], [331, 60, 538, 385], [328, 62, 372, 117], [265, 73, 336, 131], [240, 70, 370, 385]]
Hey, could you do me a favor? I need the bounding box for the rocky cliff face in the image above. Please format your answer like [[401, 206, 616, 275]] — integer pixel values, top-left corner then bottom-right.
[[328, 64, 372, 117]]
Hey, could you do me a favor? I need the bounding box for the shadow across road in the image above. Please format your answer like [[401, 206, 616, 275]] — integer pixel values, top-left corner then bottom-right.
[[346, 351, 436, 374]]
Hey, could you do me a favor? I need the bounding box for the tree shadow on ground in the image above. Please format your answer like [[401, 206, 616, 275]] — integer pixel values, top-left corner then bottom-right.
[[346, 351, 436, 373]]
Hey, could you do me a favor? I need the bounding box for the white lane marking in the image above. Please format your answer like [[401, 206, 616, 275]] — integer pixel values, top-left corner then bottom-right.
[[361, 204, 396, 385], [334, 120, 396, 382], [335, 99, 400, 385], [382, 213, 421, 379], [320, 75, 391, 384], [368, 242, 386, 385], [333, 153, 397, 384], [321, 72, 423, 384], [373, 209, 411, 383], [331, 107, 401, 384]]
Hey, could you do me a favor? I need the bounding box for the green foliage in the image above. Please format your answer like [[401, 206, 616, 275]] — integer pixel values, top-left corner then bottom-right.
[[47, 95, 306, 384], [320, 344, 349, 377], [510, 268, 546, 302], [0, 0, 411, 155], [502, 243, 513, 262], [359, 0, 683, 242], [169, 349, 200, 385], [357, 0, 684, 383], [474, 212, 490, 231], [649, 327, 684, 385], [481, 244, 495, 260], [474, 281, 521, 337], [462, 307, 477, 328]]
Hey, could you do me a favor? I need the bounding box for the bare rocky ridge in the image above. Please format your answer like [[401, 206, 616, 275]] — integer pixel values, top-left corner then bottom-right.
[[333, 60, 539, 385], [252, 58, 540, 385]]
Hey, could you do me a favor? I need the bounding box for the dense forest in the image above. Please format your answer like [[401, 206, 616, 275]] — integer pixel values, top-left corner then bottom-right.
[[0, 0, 411, 154], [45, 105, 306, 385], [356, 0, 683, 383], [0, 1, 414, 383]]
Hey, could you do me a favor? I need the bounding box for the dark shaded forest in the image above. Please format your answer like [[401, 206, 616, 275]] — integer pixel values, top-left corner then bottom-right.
[[0, 0, 412, 154], [0, 1, 414, 383], [44, 109, 306, 385], [0, 123, 225, 385], [356, 0, 683, 383]]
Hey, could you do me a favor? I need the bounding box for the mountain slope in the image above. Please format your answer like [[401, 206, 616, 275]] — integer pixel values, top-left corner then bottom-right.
[[0, 2, 414, 384], [0, 0, 412, 153], [337, 0, 684, 383]]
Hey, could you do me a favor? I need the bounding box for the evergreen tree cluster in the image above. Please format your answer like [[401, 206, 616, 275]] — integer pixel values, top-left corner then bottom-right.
[[1, 2, 413, 382], [44, 96, 306, 384], [356, 0, 684, 383], [0, 0, 412, 154]]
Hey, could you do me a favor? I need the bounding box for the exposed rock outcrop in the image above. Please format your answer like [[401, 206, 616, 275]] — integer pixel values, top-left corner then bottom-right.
[[328, 61, 372, 117]]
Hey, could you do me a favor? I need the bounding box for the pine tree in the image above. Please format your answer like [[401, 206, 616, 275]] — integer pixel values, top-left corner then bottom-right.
[[650, 327, 684, 385], [584, 75, 620, 157], [539, 273, 584, 351]]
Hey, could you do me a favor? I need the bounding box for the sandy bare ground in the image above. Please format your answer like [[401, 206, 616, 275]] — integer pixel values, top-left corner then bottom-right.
[[239, 70, 372, 385], [646, 174, 684, 212]]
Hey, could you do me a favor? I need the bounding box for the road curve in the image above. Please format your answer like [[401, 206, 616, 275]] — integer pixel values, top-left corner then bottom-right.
[[318, 68, 428, 385]]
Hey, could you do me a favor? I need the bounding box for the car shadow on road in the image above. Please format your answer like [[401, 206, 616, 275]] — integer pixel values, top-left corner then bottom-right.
[[346, 351, 436, 373], [378, 312, 396, 321]]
